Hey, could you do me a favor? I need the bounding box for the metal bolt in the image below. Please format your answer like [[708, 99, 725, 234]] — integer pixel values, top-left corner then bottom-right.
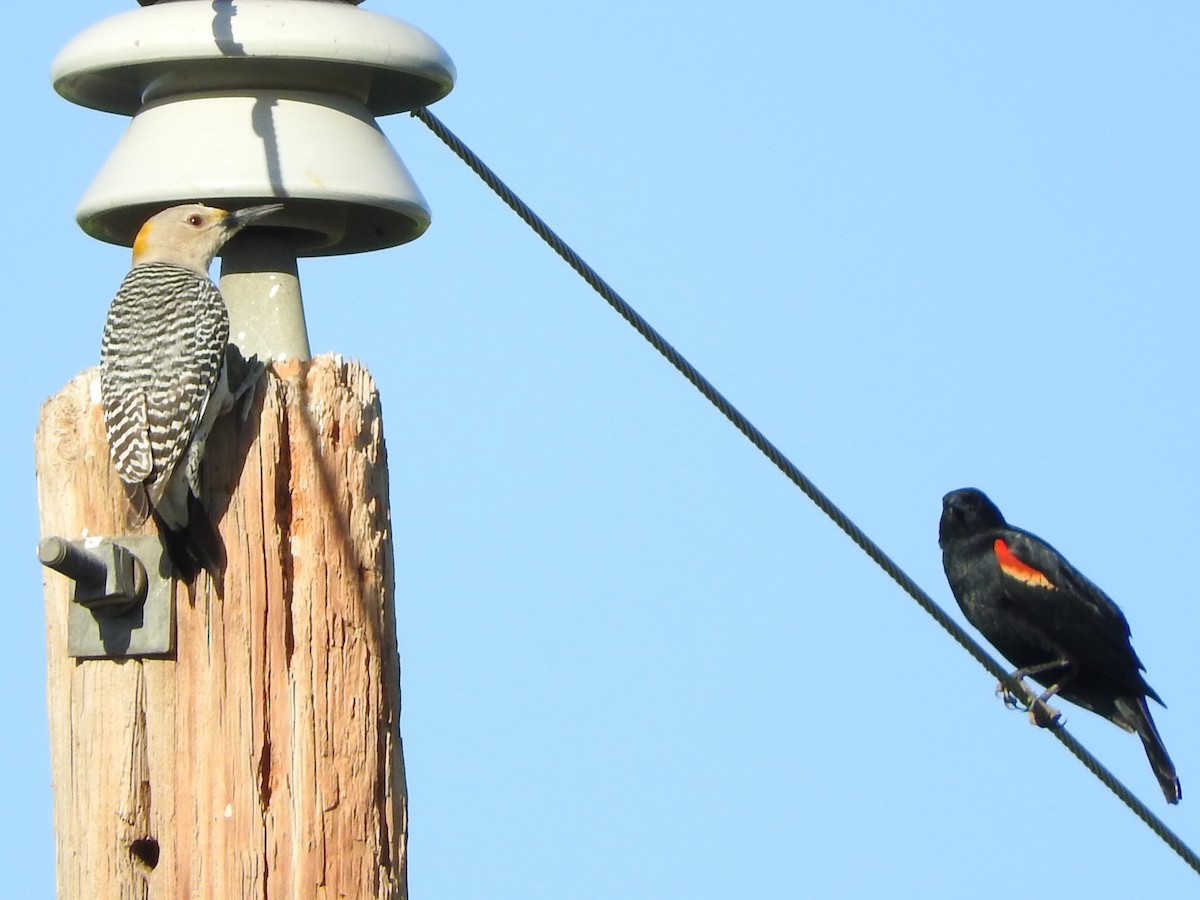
[[38, 537, 109, 585], [37, 536, 148, 614]]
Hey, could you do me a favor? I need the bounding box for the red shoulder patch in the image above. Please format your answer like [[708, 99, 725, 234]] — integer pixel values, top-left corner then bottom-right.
[[994, 538, 1055, 589]]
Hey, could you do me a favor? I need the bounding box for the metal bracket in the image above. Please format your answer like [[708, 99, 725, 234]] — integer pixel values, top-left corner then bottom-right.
[[38, 535, 174, 659]]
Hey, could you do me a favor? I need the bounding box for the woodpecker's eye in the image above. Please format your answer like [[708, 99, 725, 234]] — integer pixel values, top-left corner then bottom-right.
[[187, 214, 204, 227]]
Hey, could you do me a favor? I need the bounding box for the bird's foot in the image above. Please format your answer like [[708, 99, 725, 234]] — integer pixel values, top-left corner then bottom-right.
[[993, 681, 1061, 725], [233, 355, 267, 422], [995, 681, 1029, 712], [1028, 697, 1062, 728]]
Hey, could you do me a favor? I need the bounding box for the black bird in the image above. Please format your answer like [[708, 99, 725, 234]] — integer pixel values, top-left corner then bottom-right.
[[938, 487, 1180, 804]]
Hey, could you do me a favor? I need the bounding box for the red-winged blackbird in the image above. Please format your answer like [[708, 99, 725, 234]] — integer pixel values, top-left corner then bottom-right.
[[939, 488, 1180, 804]]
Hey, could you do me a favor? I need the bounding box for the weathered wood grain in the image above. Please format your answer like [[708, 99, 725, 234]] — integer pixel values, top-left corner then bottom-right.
[[35, 355, 406, 899]]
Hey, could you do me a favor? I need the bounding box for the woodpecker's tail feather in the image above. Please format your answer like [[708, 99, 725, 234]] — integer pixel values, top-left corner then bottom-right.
[[1115, 695, 1181, 805], [151, 496, 226, 583]]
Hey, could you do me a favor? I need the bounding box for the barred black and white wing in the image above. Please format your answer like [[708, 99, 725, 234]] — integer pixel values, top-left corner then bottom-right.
[[100, 261, 228, 529]]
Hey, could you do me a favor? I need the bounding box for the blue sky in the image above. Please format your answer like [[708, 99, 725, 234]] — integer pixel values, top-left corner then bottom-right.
[[6, 2, 1200, 896]]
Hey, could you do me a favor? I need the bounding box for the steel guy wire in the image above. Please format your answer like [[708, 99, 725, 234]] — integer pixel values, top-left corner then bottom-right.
[[411, 105, 1200, 876]]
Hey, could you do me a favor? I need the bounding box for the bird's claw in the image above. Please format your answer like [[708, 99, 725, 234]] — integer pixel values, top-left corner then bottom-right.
[[995, 679, 1063, 727], [1028, 698, 1062, 728], [234, 356, 267, 422], [995, 681, 1028, 712]]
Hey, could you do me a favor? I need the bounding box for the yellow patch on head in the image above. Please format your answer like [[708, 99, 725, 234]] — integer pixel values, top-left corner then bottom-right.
[[131, 219, 154, 263]]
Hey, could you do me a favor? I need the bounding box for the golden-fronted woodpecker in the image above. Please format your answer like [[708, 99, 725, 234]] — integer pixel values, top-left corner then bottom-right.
[[100, 202, 283, 581]]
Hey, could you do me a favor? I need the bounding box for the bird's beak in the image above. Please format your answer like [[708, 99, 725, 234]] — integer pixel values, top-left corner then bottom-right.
[[226, 203, 285, 232]]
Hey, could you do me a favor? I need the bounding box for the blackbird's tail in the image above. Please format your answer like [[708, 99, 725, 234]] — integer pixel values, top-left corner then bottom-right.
[[1115, 695, 1181, 805]]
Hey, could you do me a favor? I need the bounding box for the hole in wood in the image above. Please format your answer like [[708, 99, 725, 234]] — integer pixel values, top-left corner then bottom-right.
[[130, 838, 160, 870]]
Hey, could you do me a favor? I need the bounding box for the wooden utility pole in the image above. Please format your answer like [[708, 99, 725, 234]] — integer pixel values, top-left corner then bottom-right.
[[35, 356, 407, 897], [46, 3, 454, 894]]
